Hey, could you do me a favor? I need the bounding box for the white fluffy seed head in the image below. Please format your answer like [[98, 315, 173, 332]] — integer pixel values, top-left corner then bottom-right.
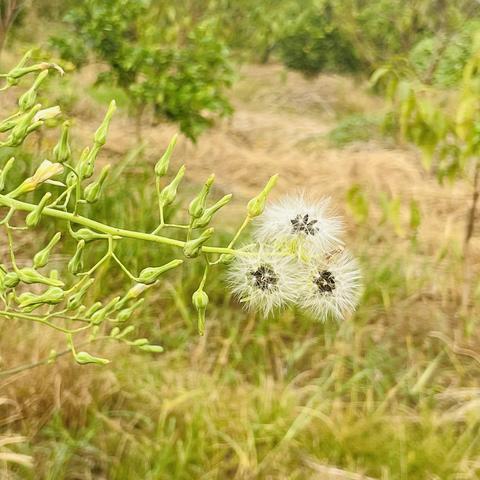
[[297, 250, 362, 322], [253, 194, 344, 257], [227, 245, 302, 316]]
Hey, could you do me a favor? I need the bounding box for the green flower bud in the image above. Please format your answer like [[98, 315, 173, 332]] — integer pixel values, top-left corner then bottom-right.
[[193, 194, 233, 228], [110, 327, 120, 337], [126, 282, 153, 299], [18, 70, 49, 111], [137, 259, 183, 285], [17, 267, 64, 287], [67, 278, 95, 311], [183, 228, 214, 258], [154, 134, 177, 177], [0, 112, 23, 133], [89, 307, 107, 325], [84, 165, 110, 203], [94, 100, 116, 147], [79, 145, 100, 179], [116, 325, 135, 337], [18, 286, 65, 312], [116, 299, 144, 323], [85, 301, 102, 318], [74, 351, 110, 365], [115, 282, 154, 311], [139, 344, 164, 353], [33, 232, 62, 268], [68, 240, 85, 275], [6, 104, 42, 147], [192, 288, 209, 336], [52, 121, 72, 163], [2, 50, 32, 87], [0, 157, 15, 191], [25, 192, 51, 228], [4, 272, 19, 288], [34, 106, 61, 122], [66, 171, 77, 188], [188, 174, 215, 220], [90, 296, 120, 325], [9, 160, 63, 198], [247, 174, 278, 218], [71, 228, 109, 242], [158, 165, 186, 208], [6, 61, 63, 84]]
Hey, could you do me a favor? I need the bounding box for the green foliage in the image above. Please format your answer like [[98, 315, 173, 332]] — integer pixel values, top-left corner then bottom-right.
[[371, 34, 480, 249], [50, 0, 234, 140], [278, 3, 361, 77], [409, 19, 480, 87], [327, 113, 381, 147], [277, 0, 480, 77]]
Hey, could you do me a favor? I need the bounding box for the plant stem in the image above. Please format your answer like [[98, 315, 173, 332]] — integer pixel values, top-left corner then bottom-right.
[[0, 194, 236, 255], [464, 160, 480, 252], [0, 310, 91, 334]]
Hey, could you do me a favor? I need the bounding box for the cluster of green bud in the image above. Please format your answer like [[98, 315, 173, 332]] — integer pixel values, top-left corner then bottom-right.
[[0, 54, 279, 371]]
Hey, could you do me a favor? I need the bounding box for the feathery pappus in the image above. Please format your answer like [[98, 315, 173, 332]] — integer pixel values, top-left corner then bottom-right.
[[227, 194, 362, 321], [254, 194, 344, 256], [227, 246, 302, 316]]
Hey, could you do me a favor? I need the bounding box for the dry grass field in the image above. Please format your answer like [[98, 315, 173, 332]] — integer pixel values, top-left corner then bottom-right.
[[1, 61, 480, 479]]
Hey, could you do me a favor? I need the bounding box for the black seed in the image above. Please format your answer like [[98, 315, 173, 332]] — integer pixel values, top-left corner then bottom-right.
[[314, 270, 335, 294], [250, 265, 278, 291], [290, 213, 318, 235]]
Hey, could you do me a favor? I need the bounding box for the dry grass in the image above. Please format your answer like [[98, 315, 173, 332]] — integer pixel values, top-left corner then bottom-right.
[[1, 62, 480, 479]]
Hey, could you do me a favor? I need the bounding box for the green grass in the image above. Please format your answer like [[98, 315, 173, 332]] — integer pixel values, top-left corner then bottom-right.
[[2, 152, 480, 480], [2, 59, 480, 480], [327, 113, 382, 147]]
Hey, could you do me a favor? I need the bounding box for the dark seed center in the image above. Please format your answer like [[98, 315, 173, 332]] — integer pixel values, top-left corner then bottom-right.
[[290, 213, 318, 235], [314, 270, 335, 294], [250, 265, 278, 291]]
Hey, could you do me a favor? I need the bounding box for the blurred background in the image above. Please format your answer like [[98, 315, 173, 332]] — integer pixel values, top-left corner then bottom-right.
[[1, 0, 480, 478]]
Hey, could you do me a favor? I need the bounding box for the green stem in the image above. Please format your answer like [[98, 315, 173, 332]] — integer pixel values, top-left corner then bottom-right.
[[0, 310, 91, 334], [228, 216, 251, 249], [0, 194, 236, 255]]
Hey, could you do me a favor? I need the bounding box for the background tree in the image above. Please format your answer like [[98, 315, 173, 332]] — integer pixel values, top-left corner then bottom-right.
[[51, 0, 235, 140]]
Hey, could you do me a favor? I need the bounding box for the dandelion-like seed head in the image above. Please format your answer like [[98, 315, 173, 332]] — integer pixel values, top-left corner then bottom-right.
[[227, 246, 301, 316], [250, 264, 278, 291], [227, 193, 361, 321], [314, 269, 336, 293], [254, 194, 344, 255], [298, 250, 361, 322]]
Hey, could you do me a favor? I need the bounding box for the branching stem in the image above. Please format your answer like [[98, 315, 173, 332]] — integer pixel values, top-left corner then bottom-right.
[[0, 194, 237, 255]]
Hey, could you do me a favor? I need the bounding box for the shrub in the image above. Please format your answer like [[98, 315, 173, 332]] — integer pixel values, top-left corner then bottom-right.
[[50, 0, 234, 140]]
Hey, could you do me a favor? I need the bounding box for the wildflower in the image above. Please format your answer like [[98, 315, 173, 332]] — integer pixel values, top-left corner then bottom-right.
[[254, 194, 344, 256], [33, 106, 61, 122], [9, 160, 63, 197], [298, 250, 361, 321], [227, 246, 301, 315]]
